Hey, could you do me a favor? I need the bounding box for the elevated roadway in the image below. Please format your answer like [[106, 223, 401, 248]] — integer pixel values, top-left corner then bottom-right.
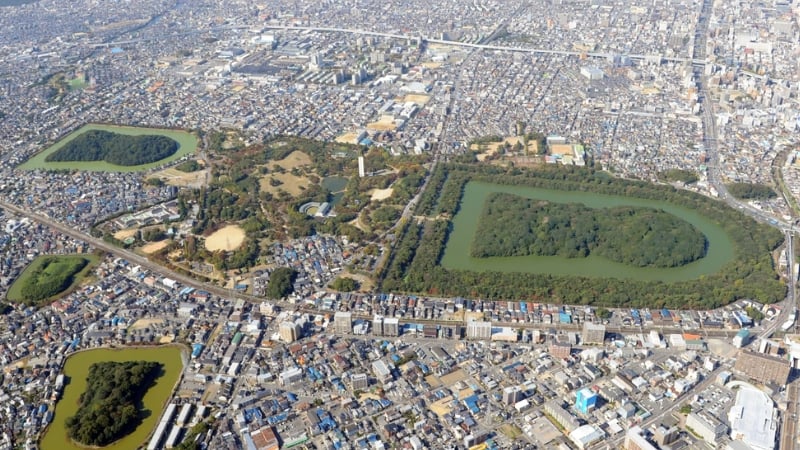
[[85, 24, 702, 65]]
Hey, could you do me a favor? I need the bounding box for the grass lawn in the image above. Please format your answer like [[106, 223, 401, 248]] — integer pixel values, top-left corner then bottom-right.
[[7, 254, 98, 306], [499, 423, 523, 439]]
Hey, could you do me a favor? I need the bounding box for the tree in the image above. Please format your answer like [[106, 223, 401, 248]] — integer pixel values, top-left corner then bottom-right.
[[745, 306, 764, 322], [46, 130, 178, 166], [331, 277, 358, 292], [266, 268, 297, 299], [595, 308, 612, 320], [65, 361, 161, 446], [726, 182, 777, 200]]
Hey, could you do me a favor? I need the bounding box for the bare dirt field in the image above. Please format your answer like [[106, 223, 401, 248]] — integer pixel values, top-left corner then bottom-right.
[[151, 166, 208, 188], [205, 225, 246, 251], [470, 136, 538, 161], [141, 240, 169, 254], [129, 318, 165, 331], [273, 150, 311, 170], [402, 94, 431, 105], [114, 229, 138, 240], [260, 172, 311, 196], [335, 132, 361, 144], [367, 116, 398, 132], [370, 187, 394, 201]]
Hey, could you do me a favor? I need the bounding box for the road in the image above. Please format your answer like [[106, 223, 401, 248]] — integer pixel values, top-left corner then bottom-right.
[[607, 366, 727, 448], [80, 22, 702, 64], [0, 199, 266, 304], [0, 197, 786, 342]]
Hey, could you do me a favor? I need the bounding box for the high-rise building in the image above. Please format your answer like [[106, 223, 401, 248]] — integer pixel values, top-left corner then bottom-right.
[[351, 373, 369, 390], [544, 400, 580, 433], [653, 424, 679, 446], [549, 341, 572, 359], [575, 388, 598, 414], [372, 316, 384, 336], [279, 321, 301, 343], [358, 156, 366, 178], [624, 426, 658, 450], [383, 317, 400, 336], [733, 329, 751, 348], [466, 321, 492, 340], [503, 386, 522, 405], [685, 411, 727, 445], [334, 311, 352, 335]]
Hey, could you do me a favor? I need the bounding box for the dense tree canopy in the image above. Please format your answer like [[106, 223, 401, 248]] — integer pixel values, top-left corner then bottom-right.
[[46, 130, 179, 166], [11, 256, 89, 306], [659, 169, 699, 184], [472, 193, 707, 267], [381, 164, 785, 309], [267, 267, 297, 298], [175, 160, 202, 172], [65, 361, 161, 446], [726, 182, 777, 200], [331, 276, 358, 292]]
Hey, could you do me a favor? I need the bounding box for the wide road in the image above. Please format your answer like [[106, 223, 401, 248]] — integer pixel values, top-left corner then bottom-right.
[[0, 198, 783, 341], [0, 199, 265, 304], [608, 366, 726, 449], [0, 194, 764, 342]]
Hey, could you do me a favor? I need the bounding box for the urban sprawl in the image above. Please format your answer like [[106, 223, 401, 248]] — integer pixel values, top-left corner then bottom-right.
[[0, 0, 800, 449]]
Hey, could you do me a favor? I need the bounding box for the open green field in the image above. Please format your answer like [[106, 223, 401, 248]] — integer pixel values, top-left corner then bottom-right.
[[67, 78, 87, 91], [41, 346, 185, 450], [19, 124, 198, 172], [383, 164, 785, 309], [6, 254, 98, 306]]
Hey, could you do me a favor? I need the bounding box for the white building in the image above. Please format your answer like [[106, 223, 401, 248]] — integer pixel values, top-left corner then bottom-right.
[[580, 66, 604, 80], [728, 386, 778, 450], [466, 321, 491, 340], [624, 426, 658, 450], [569, 425, 605, 450], [686, 411, 727, 445]]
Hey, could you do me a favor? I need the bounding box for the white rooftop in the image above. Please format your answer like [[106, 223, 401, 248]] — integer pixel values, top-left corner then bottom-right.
[[728, 386, 777, 450]]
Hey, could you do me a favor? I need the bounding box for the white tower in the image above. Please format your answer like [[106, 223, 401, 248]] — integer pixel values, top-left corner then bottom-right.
[[358, 156, 365, 178]]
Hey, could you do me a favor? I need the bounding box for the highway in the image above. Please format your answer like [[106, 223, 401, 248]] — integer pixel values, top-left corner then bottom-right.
[[257, 25, 703, 64], [82, 23, 701, 65]]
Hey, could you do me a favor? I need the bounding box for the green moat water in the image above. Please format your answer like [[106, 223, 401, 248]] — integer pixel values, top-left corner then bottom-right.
[[40, 346, 184, 450], [440, 181, 735, 282], [20, 124, 198, 172]]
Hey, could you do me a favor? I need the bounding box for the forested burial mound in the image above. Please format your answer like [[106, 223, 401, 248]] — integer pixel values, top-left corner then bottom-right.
[[472, 193, 707, 268], [45, 130, 178, 166], [65, 360, 162, 446]]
